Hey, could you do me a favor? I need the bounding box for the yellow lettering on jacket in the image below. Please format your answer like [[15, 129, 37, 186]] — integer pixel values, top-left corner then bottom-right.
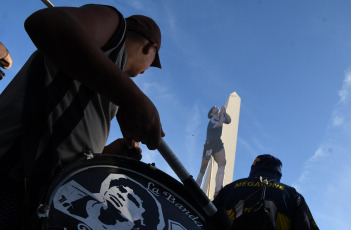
[[234, 181, 284, 190], [254, 182, 261, 187], [234, 182, 242, 188]]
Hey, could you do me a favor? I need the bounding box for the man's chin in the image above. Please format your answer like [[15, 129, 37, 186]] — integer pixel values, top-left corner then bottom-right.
[[125, 71, 138, 78]]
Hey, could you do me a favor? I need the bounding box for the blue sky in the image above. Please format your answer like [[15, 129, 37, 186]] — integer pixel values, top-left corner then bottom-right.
[[1, 0, 351, 229]]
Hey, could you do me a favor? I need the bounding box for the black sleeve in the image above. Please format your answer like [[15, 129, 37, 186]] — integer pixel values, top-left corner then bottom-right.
[[292, 195, 319, 230]]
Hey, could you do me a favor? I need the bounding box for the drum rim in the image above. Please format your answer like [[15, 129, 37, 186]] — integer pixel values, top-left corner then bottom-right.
[[39, 154, 206, 223]]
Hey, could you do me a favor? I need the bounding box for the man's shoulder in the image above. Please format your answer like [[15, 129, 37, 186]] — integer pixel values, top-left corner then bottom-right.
[[208, 118, 219, 126], [278, 181, 297, 192]]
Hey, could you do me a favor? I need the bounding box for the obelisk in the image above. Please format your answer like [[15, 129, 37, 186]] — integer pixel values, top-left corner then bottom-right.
[[202, 92, 241, 199]]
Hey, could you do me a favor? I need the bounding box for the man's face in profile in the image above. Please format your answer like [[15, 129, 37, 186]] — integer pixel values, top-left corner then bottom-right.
[[53, 175, 152, 230], [86, 183, 146, 229]]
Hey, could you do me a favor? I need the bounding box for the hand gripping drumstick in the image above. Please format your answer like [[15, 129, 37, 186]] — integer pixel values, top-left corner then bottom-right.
[[40, 1, 231, 228]]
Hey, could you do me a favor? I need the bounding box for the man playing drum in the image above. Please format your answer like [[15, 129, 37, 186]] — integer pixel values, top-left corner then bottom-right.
[[0, 4, 164, 229]]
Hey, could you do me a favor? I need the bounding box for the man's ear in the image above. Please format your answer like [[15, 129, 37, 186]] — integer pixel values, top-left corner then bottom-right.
[[142, 42, 156, 55]]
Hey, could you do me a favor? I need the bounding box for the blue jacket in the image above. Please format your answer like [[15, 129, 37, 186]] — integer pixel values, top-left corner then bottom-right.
[[213, 155, 319, 230]]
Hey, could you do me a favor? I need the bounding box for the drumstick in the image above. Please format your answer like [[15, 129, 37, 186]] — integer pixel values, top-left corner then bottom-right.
[[158, 139, 232, 229], [158, 139, 215, 213], [41, 0, 54, 8]]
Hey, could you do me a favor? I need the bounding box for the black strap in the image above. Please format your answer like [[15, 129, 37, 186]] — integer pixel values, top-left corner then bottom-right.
[[260, 177, 268, 201]]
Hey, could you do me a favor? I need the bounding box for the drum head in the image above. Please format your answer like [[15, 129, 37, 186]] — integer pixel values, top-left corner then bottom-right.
[[40, 154, 206, 230]]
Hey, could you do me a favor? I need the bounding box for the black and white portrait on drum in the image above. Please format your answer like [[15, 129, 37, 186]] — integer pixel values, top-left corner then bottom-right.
[[53, 174, 166, 230]]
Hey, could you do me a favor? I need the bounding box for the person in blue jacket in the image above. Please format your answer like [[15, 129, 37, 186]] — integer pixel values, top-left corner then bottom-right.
[[213, 154, 319, 230]]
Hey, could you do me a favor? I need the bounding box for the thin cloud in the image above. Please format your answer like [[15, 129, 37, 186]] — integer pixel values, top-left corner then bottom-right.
[[331, 114, 344, 127], [338, 71, 351, 103], [293, 68, 351, 229], [136, 80, 175, 103], [296, 69, 351, 185], [303, 68, 351, 163], [293, 146, 328, 191], [162, 4, 178, 40], [307, 147, 329, 163], [238, 137, 257, 158], [123, 0, 145, 11], [330, 70, 351, 129], [252, 136, 272, 153]]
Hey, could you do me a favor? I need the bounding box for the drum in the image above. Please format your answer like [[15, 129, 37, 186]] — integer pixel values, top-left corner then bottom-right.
[[38, 154, 207, 230]]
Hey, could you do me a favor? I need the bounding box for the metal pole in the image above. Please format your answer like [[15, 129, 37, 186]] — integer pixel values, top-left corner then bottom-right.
[[158, 139, 217, 217]]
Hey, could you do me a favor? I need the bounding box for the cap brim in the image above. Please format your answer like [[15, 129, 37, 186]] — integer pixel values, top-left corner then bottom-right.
[[151, 51, 161, 69]]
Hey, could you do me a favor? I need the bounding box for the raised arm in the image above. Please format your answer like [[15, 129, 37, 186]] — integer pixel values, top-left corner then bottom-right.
[[213, 106, 231, 128], [222, 106, 231, 124], [24, 5, 134, 105]]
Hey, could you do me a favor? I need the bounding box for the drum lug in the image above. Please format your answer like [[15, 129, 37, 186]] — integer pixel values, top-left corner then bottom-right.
[[37, 203, 49, 218], [83, 149, 94, 160], [149, 162, 157, 170]]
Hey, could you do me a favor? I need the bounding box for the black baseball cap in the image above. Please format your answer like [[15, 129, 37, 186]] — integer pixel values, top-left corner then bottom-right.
[[126, 15, 162, 68]]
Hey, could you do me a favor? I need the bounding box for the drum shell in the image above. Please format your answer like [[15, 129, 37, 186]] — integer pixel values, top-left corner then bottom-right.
[[40, 154, 207, 230]]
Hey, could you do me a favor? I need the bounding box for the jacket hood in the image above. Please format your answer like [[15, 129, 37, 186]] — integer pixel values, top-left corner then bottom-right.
[[249, 154, 282, 181]]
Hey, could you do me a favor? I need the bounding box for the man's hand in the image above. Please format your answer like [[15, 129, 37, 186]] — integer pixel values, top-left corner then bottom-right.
[[103, 138, 142, 160], [220, 106, 226, 115], [0, 53, 12, 70], [220, 105, 231, 124], [117, 93, 165, 150], [0, 42, 12, 69]]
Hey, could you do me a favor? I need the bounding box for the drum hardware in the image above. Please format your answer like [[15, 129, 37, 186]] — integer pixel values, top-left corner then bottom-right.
[[37, 203, 49, 218], [83, 149, 94, 160], [149, 162, 157, 170]]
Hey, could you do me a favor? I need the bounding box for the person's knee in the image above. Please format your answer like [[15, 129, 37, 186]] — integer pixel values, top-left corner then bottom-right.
[[219, 159, 226, 166], [216, 158, 226, 166]]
